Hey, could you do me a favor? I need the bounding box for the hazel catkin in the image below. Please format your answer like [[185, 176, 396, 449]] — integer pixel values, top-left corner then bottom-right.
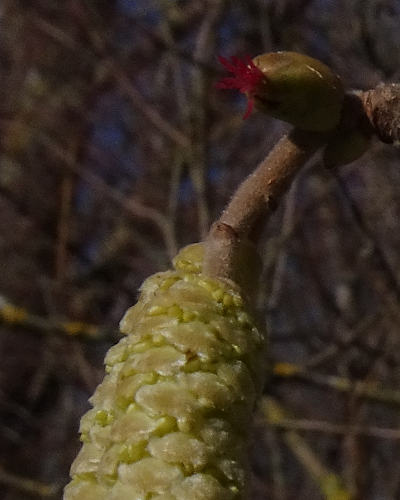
[[64, 243, 266, 500]]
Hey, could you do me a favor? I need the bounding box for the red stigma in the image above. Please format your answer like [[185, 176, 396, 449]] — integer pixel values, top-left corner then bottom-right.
[[216, 55, 265, 119]]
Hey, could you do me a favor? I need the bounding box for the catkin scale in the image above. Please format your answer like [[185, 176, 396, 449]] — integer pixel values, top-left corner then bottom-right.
[[64, 243, 266, 500]]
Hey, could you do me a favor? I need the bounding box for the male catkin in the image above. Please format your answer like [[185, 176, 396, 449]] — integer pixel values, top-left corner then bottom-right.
[[64, 243, 266, 500]]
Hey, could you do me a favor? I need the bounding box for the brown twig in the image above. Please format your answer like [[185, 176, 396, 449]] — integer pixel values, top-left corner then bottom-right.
[[55, 171, 74, 287], [187, 0, 227, 238], [203, 129, 328, 281], [111, 63, 191, 150], [40, 134, 178, 259], [261, 397, 351, 500], [266, 413, 400, 440], [0, 294, 114, 340], [203, 84, 400, 285], [215, 129, 327, 236], [273, 362, 400, 407], [0, 464, 59, 497]]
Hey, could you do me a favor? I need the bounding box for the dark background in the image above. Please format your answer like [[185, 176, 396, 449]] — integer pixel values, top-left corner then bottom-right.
[[1, 1, 400, 498]]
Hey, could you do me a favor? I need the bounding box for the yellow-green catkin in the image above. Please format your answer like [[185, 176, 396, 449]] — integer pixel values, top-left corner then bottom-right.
[[64, 243, 266, 500]]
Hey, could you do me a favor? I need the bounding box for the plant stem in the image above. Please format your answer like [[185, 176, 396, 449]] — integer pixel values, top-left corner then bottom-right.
[[203, 84, 400, 285], [203, 128, 328, 282]]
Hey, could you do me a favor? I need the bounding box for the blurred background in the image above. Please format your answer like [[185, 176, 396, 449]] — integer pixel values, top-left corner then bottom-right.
[[1, 0, 400, 498]]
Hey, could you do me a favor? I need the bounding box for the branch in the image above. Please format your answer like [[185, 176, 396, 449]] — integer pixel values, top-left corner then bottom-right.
[[203, 83, 400, 285], [273, 362, 400, 407], [0, 464, 59, 497], [261, 397, 351, 500], [267, 415, 400, 441], [0, 295, 114, 341], [203, 129, 328, 281]]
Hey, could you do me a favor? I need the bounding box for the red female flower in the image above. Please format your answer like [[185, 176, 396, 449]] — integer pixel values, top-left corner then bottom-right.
[[216, 55, 266, 119]]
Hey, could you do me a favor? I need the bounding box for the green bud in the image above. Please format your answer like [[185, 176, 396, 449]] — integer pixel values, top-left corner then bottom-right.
[[323, 127, 370, 168], [252, 52, 344, 131], [323, 93, 372, 168], [217, 51, 344, 131]]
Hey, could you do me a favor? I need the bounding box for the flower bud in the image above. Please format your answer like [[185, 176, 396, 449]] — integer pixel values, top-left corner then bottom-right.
[[217, 51, 344, 131]]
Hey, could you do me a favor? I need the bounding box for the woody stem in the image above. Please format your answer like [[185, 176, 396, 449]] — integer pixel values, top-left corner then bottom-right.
[[203, 128, 328, 282]]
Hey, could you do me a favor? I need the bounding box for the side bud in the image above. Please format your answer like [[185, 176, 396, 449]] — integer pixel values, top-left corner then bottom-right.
[[323, 93, 372, 168], [323, 128, 371, 168]]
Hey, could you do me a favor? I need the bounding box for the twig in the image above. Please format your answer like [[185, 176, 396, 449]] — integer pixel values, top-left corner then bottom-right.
[[55, 171, 74, 287], [267, 415, 400, 441], [188, 0, 227, 238], [110, 62, 191, 149], [261, 397, 351, 500], [273, 362, 400, 406], [0, 294, 114, 340], [203, 129, 327, 281], [330, 168, 400, 302], [267, 173, 303, 310], [264, 428, 287, 500], [203, 84, 400, 285], [0, 464, 59, 497], [40, 134, 178, 259], [32, 10, 192, 151]]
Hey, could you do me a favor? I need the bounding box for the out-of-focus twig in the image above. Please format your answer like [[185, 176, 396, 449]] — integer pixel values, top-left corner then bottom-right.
[[331, 169, 400, 302], [0, 295, 114, 340], [0, 464, 59, 497], [110, 62, 191, 149], [266, 413, 400, 440], [267, 173, 303, 310], [261, 397, 351, 500], [187, 0, 227, 238], [264, 428, 287, 500], [55, 171, 74, 287], [32, 10, 192, 152], [40, 134, 178, 259], [273, 362, 400, 406]]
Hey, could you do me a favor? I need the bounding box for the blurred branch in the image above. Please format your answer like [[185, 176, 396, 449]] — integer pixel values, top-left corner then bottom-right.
[[261, 397, 351, 500], [31, 10, 192, 150], [273, 362, 400, 406], [0, 464, 59, 497], [40, 134, 178, 259], [331, 168, 400, 302], [264, 426, 287, 500], [0, 295, 114, 340], [110, 61, 191, 149], [267, 173, 303, 310], [187, 0, 227, 238], [55, 165, 75, 288], [266, 413, 400, 441], [124, 8, 219, 73]]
